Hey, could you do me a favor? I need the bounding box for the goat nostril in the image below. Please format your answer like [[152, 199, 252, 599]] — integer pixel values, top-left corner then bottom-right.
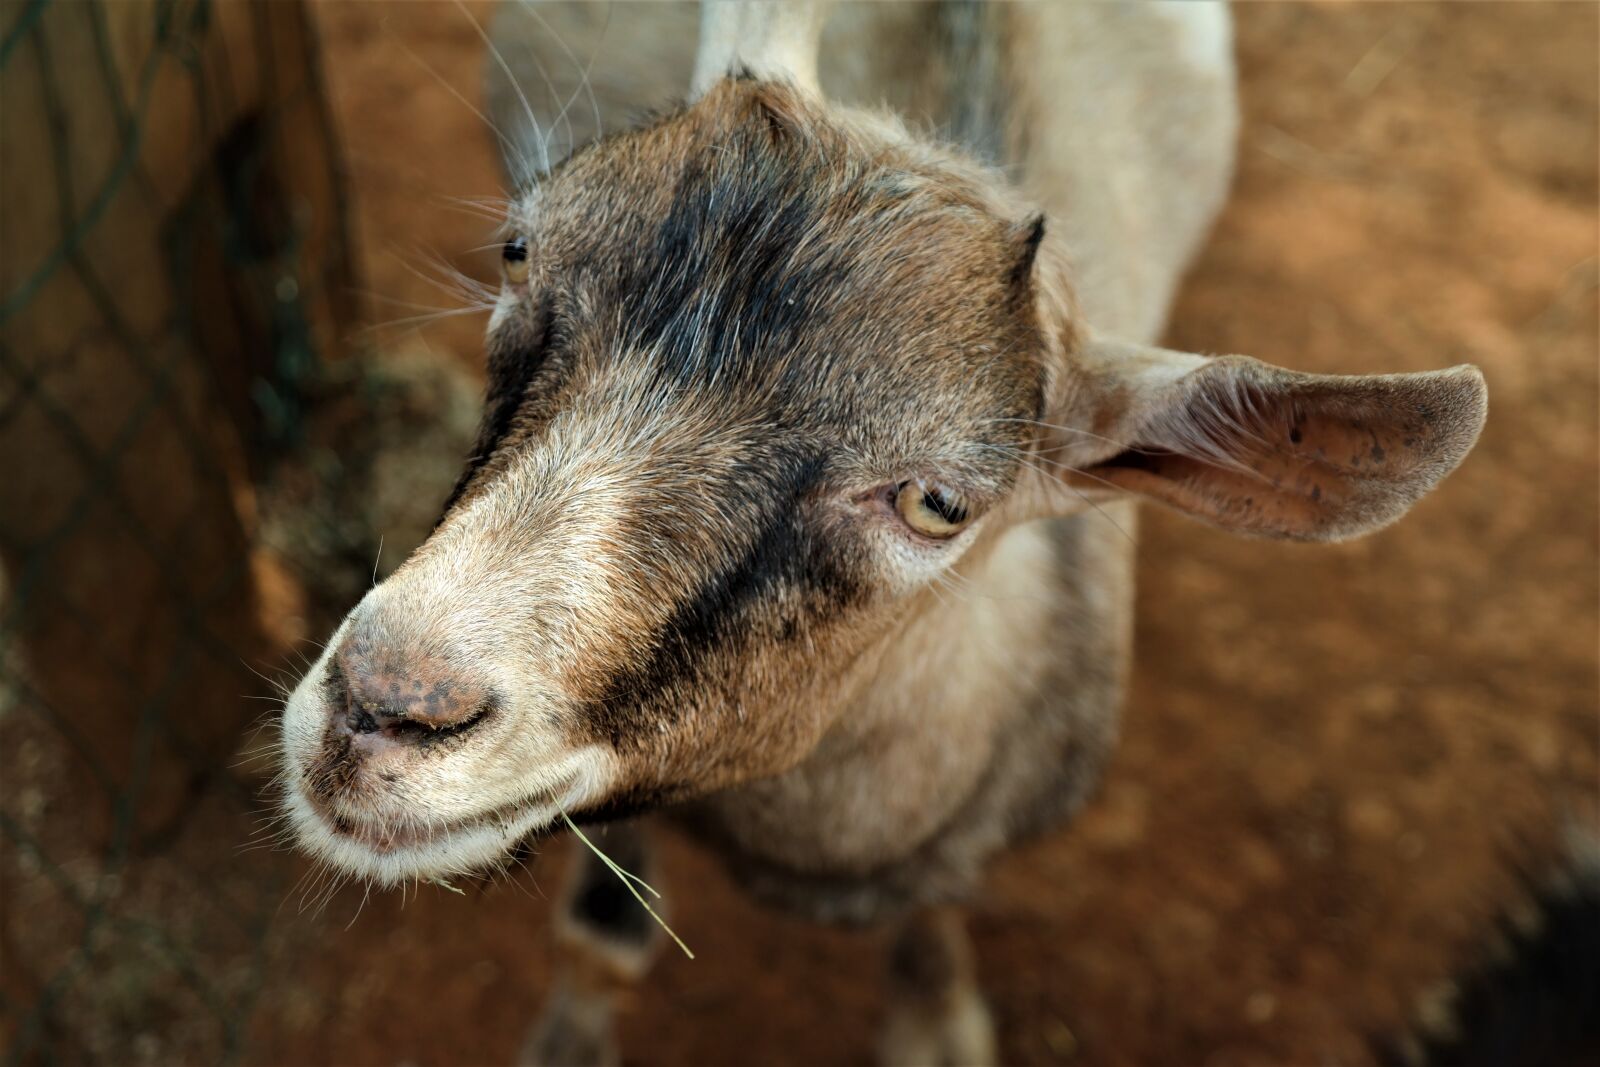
[[384, 699, 493, 741], [330, 634, 493, 742], [347, 706, 380, 735], [330, 674, 494, 744], [325, 664, 382, 736]]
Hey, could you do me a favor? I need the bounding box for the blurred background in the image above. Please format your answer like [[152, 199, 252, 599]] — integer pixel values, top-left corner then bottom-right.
[[0, 2, 1594, 1064]]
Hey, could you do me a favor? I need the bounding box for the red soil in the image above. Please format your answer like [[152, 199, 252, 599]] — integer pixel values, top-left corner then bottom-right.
[[243, 4, 1598, 1064]]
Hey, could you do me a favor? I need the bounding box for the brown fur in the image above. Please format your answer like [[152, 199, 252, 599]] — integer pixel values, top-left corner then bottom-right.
[[277, 4, 1488, 1060]]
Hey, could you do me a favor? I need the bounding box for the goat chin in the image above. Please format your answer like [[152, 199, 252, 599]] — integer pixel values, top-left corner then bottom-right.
[[279, 785, 559, 887], [277, 737, 617, 886]]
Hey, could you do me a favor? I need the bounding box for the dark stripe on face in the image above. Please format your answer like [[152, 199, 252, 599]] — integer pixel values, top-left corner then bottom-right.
[[589, 451, 857, 748], [439, 301, 556, 519], [622, 132, 848, 389]]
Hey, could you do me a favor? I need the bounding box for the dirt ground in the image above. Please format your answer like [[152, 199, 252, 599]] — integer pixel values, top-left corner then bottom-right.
[[232, 4, 1600, 1065]]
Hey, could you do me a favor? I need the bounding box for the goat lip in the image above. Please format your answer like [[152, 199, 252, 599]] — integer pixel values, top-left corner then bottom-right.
[[312, 792, 560, 856], [341, 815, 451, 853], [326, 808, 479, 854], [303, 795, 472, 854], [287, 759, 595, 877]]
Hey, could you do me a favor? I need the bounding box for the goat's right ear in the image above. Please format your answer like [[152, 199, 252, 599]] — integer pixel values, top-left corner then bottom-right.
[[1042, 337, 1488, 542]]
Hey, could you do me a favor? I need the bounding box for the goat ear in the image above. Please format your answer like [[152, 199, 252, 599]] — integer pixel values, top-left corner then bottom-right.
[[1046, 337, 1488, 542]]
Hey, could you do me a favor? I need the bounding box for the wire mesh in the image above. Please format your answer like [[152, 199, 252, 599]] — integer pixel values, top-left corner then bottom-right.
[[0, 1, 362, 1062]]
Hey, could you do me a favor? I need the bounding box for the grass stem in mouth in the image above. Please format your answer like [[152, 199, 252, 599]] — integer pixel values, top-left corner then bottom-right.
[[560, 807, 695, 960]]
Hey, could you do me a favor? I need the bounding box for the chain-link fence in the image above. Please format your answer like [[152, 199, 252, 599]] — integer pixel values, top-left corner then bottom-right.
[[0, 1, 376, 1061], [3, 3, 1597, 1066]]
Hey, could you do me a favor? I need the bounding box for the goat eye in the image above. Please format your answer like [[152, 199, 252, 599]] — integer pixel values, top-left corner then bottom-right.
[[895, 481, 971, 539], [502, 236, 530, 284]]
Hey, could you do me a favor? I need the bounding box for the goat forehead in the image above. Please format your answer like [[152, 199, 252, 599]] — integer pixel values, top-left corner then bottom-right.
[[458, 90, 1047, 533], [526, 109, 1028, 397]]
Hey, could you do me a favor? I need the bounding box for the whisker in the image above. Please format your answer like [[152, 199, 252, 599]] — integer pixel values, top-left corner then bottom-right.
[[337, 151, 513, 228], [517, 0, 610, 156], [356, 290, 495, 317], [976, 444, 1136, 544], [442, 193, 515, 217], [389, 247, 501, 306], [455, 0, 552, 178], [384, 18, 531, 188], [345, 883, 373, 931], [360, 305, 497, 337], [984, 416, 1140, 455]]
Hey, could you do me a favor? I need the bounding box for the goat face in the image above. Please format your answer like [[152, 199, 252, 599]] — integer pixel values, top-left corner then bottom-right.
[[279, 81, 1053, 884], [279, 79, 1486, 886]]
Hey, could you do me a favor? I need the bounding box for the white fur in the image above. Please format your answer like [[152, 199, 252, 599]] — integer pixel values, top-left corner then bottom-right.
[[1150, 1, 1234, 75], [278, 589, 620, 886], [280, 747, 613, 886], [691, 0, 832, 97]]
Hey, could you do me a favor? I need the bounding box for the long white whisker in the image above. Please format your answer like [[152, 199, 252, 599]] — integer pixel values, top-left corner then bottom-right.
[[977, 444, 1136, 544], [985, 416, 1140, 454], [391, 246, 500, 306], [360, 305, 497, 337], [518, 0, 609, 157], [384, 19, 530, 187], [456, 0, 552, 177]]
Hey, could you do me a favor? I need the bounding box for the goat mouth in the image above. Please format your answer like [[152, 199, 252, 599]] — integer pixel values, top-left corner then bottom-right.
[[313, 795, 535, 856], [328, 813, 458, 854], [281, 746, 611, 884], [303, 765, 589, 859]]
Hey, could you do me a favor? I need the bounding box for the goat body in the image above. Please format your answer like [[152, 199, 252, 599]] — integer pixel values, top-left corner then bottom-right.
[[277, 3, 1487, 1060]]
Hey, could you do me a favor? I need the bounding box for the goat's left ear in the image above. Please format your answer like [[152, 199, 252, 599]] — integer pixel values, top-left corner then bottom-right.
[[1045, 337, 1489, 542]]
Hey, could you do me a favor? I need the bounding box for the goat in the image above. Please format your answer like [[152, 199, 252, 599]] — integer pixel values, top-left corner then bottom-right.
[[276, 3, 1488, 1062]]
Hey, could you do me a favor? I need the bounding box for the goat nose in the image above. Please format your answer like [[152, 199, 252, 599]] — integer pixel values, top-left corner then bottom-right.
[[329, 635, 493, 743]]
